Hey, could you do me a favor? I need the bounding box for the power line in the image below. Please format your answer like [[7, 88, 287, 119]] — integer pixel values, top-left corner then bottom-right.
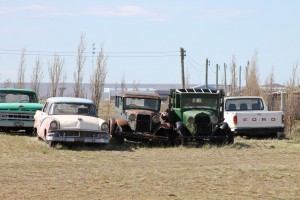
[[186, 57, 203, 72], [0, 52, 179, 58], [0, 48, 179, 58], [186, 55, 204, 67]]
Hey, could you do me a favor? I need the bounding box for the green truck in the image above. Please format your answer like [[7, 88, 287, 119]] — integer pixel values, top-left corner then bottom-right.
[[163, 88, 234, 146], [0, 88, 43, 135]]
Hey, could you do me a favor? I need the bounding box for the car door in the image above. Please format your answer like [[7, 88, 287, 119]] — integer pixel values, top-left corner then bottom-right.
[[35, 101, 51, 138]]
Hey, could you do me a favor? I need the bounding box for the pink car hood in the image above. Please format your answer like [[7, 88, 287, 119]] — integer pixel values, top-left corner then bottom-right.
[[54, 115, 102, 130]]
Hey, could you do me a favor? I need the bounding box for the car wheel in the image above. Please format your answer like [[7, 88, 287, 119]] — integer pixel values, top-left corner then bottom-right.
[[46, 140, 58, 148], [114, 126, 124, 144], [175, 129, 188, 146], [227, 131, 234, 144], [25, 128, 34, 136]]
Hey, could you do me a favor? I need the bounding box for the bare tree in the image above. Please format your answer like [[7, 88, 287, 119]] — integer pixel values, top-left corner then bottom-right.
[[58, 73, 67, 97], [121, 73, 126, 91], [132, 80, 140, 91], [31, 56, 43, 95], [284, 62, 299, 135], [74, 33, 86, 97], [230, 55, 237, 96], [3, 78, 12, 88], [48, 55, 65, 97], [17, 48, 26, 89], [90, 46, 107, 112], [263, 66, 275, 110], [243, 50, 260, 96], [185, 67, 190, 88]]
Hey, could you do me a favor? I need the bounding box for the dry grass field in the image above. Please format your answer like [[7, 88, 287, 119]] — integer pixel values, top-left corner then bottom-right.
[[0, 132, 300, 200]]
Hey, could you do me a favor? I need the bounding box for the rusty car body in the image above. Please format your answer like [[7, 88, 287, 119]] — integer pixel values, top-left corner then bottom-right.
[[34, 97, 110, 147], [109, 91, 172, 144]]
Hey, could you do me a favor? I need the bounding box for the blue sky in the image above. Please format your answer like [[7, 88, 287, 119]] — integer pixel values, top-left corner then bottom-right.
[[0, 0, 299, 86]]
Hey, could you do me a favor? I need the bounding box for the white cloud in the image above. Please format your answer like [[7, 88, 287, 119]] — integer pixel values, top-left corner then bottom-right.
[[0, 4, 167, 20], [85, 5, 167, 20], [0, 5, 49, 15]]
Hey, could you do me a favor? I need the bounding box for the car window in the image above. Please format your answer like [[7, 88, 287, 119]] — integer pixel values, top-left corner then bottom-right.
[[50, 102, 97, 116], [0, 92, 37, 103], [225, 98, 264, 111], [124, 97, 160, 111], [182, 96, 218, 109]]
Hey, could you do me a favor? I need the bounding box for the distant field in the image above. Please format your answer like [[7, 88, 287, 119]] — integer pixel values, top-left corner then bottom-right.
[[0, 132, 300, 200]]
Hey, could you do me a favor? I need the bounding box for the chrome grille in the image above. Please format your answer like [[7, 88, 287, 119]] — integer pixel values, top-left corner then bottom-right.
[[56, 130, 107, 138], [0, 112, 34, 121]]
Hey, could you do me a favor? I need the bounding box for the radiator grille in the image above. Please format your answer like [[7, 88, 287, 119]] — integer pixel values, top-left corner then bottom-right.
[[55, 130, 107, 137], [136, 114, 151, 132], [0, 112, 34, 121]]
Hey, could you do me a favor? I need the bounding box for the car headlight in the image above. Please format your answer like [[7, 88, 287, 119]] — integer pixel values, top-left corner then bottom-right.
[[152, 115, 160, 123], [101, 122, 109, 131], [187, 116, 195, 124], [210, 116, 218, 124], [50, 121, 58, 130], [128, 114, 136, 121]]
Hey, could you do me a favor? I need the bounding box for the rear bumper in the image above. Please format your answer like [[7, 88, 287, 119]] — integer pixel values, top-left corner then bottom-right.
[[232, 127, 285, 135]]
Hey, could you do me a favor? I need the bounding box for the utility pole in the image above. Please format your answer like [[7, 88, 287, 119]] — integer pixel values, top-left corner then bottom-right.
[[180, 47, 186, 88], [239, 65, 241, 95], [92, 43, 96, 69], [224, 63, 227, 96], [216, 64, 219, 90], [205, 58, 209, 89]]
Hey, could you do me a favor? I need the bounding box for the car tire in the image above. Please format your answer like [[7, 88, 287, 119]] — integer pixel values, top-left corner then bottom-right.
[[25, 128, 34, 136], [227, 131, 234, 144], [114, 126, 124, 144], [175, 129, 188, 146], [46, 140, 58, 148]]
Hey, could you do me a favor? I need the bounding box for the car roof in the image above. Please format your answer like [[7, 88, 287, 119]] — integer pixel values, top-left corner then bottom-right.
[[0, 88, 36, 93], [224, 96, 262, 100], [116, 91, 160, 99], [46, 97, 94, 104]]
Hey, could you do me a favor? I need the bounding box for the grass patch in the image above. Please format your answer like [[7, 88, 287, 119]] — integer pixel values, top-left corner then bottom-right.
[[1, 132, 300, 200]]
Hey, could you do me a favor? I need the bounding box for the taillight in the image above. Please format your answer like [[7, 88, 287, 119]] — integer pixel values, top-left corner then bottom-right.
[[233, 115, 237, 125], [282, 115, 284, 124]]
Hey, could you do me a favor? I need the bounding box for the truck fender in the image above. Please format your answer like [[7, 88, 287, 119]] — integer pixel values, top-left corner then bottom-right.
[[115, 119, 132, 132], [174, 121, 185, 131], [220, 122, 230, 130], [109, 118, 116, 135], [160, 122, 172, 130]]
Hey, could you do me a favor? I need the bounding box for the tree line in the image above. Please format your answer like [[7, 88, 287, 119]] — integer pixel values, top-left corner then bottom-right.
[[2, 33, 107, 113]]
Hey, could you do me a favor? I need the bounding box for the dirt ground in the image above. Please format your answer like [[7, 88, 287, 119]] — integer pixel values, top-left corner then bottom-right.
[[0, 133, 299, 200]]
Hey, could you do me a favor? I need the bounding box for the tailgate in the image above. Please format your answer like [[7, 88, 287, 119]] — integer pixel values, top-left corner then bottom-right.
[[235, 112, 284, 128]]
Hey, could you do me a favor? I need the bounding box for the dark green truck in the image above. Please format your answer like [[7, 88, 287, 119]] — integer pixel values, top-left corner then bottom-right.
[[0, 88, 43, 135], [163, 88, 234, 146]]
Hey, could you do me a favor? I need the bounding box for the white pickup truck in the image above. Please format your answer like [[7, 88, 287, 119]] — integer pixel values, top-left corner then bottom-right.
[[224, 96, 285, 137]]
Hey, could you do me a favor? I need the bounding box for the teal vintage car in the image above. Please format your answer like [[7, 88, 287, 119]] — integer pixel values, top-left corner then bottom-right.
[[0, 88, 43, 135]]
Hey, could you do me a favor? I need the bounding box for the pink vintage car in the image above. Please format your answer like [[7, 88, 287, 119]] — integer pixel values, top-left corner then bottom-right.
[[34, 97, 110, 147]]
